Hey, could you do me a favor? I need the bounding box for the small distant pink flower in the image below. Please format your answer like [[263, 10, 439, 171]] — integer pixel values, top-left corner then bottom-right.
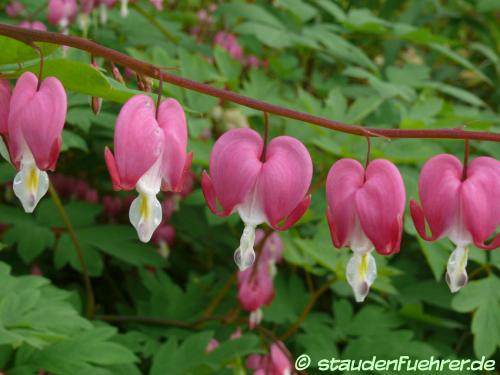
[[149, 0, 163, 11], [6, 1, 24, 17], [48, 0, 78, 28], [214, 31, 244, 61], [152, 224, 176, 247], [246, 342, 293, 375], [31, 264, 43, 276], [246, 55, 260, 68], [206, 338, 219, 353], [230, 327, 242, 340]]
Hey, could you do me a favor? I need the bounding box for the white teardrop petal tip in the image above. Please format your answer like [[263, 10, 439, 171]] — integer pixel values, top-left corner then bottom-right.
[[13, 164, 49, 213], [346, 251, 377, 303], [446, 246, 469, 293], [129, 193, 162, 243], [234, 224, 257, 271]]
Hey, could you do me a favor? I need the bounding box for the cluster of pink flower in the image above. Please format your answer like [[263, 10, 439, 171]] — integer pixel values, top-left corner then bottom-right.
[[213, 31, 264, 68], [1, 65, 499, 304], [5, 0, 163, 32]]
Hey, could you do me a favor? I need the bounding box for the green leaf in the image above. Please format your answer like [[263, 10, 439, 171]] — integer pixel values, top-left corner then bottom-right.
[[0, 37, 59, 65], [451, 276, 500, 358], [4, 221, 54, 264]]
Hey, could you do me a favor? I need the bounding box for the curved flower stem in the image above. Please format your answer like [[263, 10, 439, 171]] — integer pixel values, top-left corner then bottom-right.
[[130, 3, 177, 43], [462, 139, 469, 180], [260, 112, 269, 162], [279, 276, 336, 341], [201, 273, 237, 319], [48, 182, 95, 318], [0, 25, 499, 142], [365, 136, 371, 169]]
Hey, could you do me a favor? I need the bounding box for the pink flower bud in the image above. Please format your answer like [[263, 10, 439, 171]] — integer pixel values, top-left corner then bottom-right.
[[48, 0, 78, 28], [238, 265, 274, 312], [8, 72, 67, 213], [202, 128, 312, 271], [411, 154, 500, 292], [246, 342, 293, 375], [152, 224, 175, 247], [326, 159, 405, 302], [230, 327, 242, 340], [6, 1, 24, 17], [206, 338, 219, 353], [105, 95, 191, 242], [18, 21, 48, 31], [149, 0, 163, 11]]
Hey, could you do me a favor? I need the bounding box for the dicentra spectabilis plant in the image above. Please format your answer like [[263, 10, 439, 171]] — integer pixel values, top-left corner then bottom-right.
[[411, 154, 500, 292], [202, 128, 312, 271], [105, 94, 192, 242], [7, 72, 67, 213], [326, 158, 405, 302]]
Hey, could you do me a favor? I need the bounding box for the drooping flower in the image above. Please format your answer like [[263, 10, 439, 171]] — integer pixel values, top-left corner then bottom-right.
[[6, 1, 24, 17], [105, 95, 192, 242], [0, 79, 10, 138], [237, 230, 284, 328], [206, 339, 219, 353], [97, 0, 116, 24], [411, 154, 500, 292], [47, 0, 78, 29], [246, 342, 293, 375], [7, 72, 67, 213], [202, 128, 312, 270], [326, 158, 405, 302]]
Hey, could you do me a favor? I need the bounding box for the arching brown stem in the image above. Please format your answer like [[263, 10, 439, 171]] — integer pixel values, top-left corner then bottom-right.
[[0, 24, 499, 142]]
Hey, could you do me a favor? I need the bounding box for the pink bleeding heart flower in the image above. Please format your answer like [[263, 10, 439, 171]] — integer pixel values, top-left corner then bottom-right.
[[48, 0, 78, 29], [411, 154, 500, 292], [246, 342, 293, 375], [105, 95, 192, 242], [326, 158, 405, 302], [214, 32, 244, 61], [202, 128, 312, 270], [0, 79, 10, 138], [18, 21, 48, 31], [6, 1, 25, 17], [7, 72, 67, 213]]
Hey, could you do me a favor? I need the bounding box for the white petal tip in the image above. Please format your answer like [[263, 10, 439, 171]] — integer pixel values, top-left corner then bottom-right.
[[12, 165, 48, 214], [234, 247, 255, 271], [129, 193, 162, 243], [446, 246, 469, 293], [346, 251, 377, 303]]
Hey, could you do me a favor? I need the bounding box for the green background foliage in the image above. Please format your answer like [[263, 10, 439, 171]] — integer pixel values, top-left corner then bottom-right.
[[0, 0, 499, 374]]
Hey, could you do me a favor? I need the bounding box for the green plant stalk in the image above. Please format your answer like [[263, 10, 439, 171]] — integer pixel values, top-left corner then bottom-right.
[[130, 3, 177, 43], [48, 182, 95, 319]]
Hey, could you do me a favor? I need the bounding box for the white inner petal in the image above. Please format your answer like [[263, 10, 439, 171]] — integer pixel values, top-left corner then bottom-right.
[[346, 249, 377, 303], [129, 192, 162, 243], [234, 224, 256, 271], [236, 182, 266, 226], [446, 245, 469, 293], [99, 3, 108, 24], [12, 152, 48, 213], [447, 200, 472, 247], [120, 0, 129, 17], [129, 157, 163, 242]]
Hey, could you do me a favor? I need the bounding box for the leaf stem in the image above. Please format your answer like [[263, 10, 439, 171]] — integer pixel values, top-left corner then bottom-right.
[[279, 277, 336, 341], [130, 3, 177, 43], [48, 182, 95, 318], [0, 25, 499, 142]]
